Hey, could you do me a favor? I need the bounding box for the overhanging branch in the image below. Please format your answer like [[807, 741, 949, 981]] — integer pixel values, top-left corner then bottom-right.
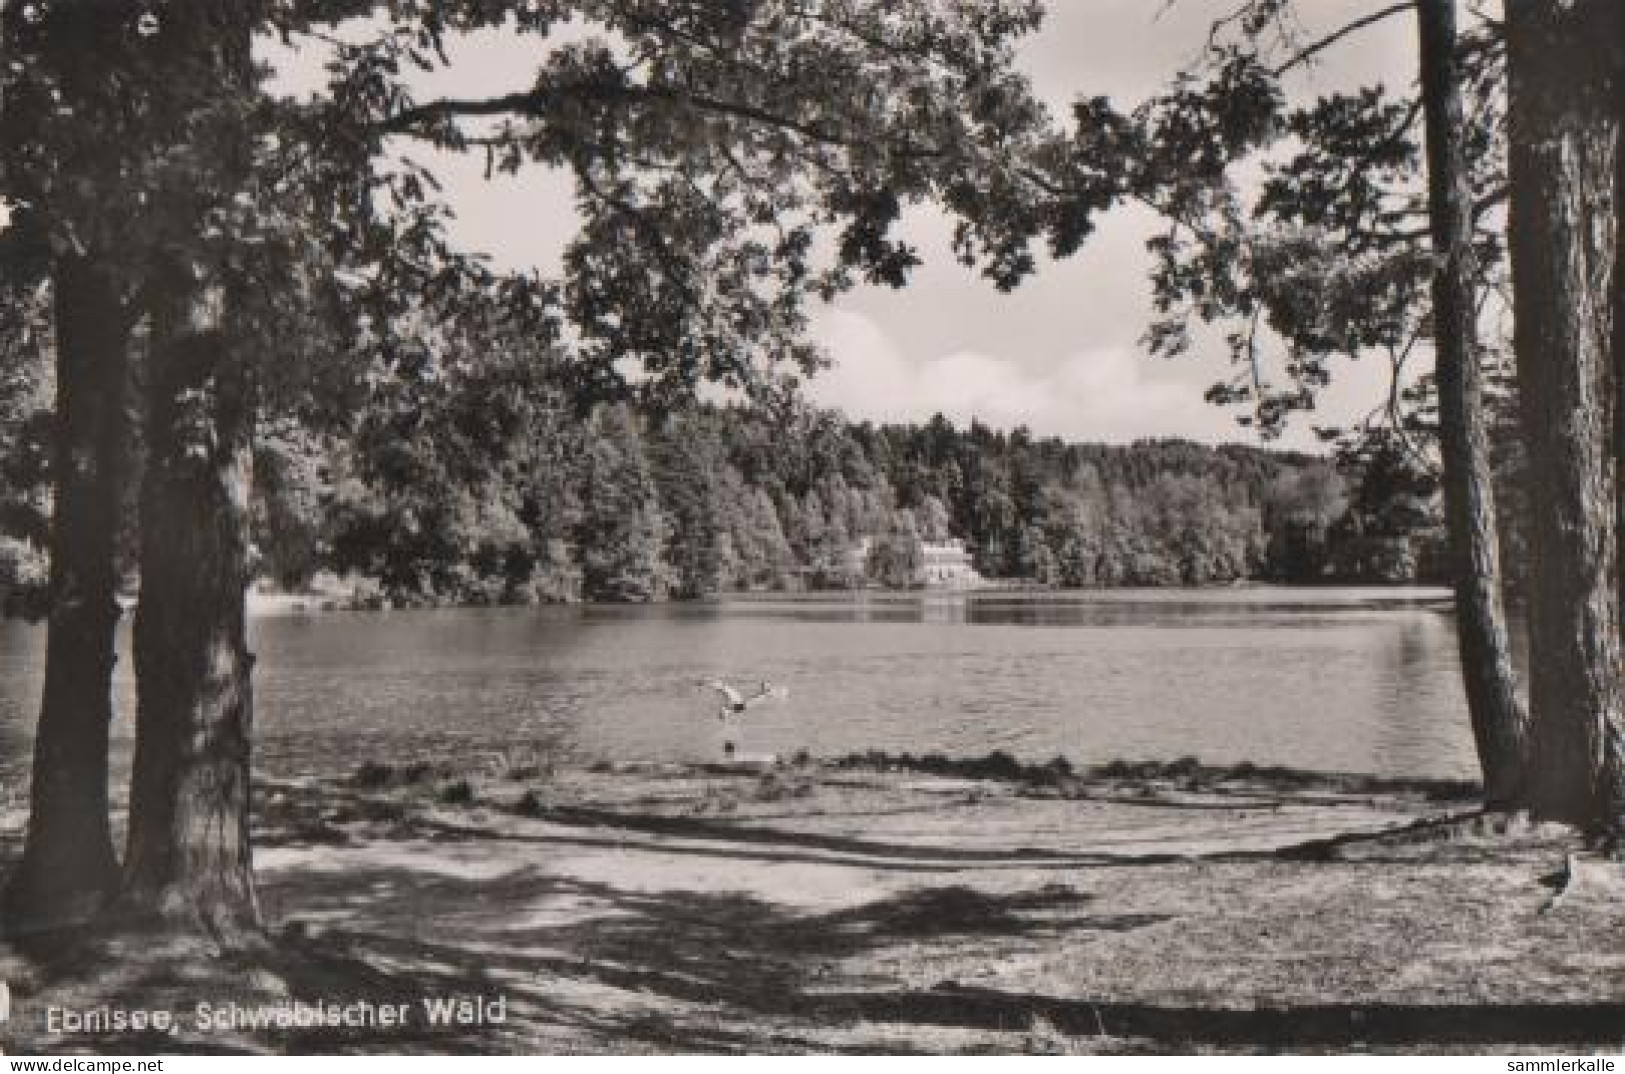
[[1271, 1, 1420, 77], [377, 83, 945, 162]]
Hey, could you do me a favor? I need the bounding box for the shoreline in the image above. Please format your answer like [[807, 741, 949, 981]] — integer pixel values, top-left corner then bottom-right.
[[236, 580, 1456, 617], [7, 583, 1460, 623]]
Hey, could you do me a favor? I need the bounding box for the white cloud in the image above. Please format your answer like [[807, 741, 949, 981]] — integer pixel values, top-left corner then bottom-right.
[[808, 308, 1406, 453], [808, 308, 1255, 446]]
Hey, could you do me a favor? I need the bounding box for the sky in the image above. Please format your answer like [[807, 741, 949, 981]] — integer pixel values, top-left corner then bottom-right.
[[275, 1, 1423, 451]]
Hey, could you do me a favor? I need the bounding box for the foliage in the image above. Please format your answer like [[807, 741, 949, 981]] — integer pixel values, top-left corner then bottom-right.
[[867, 511, 926, 590], [291, 0, 1068, 409], [577, 404, 668, 602], [323, 307, 584, 605], [4, 0, 1072, 459], [0, 535, 49, 618], [0, 283, 52, 614], [286, 392, 1443, 605], [1039, 3, 1509, 451]]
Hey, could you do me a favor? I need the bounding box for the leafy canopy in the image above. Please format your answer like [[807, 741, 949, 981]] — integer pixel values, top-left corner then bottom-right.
[[2, 1, 1072, 416], [1040, 1, 1508, 450]]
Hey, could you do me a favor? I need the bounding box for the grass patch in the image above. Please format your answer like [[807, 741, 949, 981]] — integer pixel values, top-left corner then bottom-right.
[[349, 760, 442, 789], [754, 771, 815, 802], [438, 779, 475, 806], [831, 750, 1078, 787], [830, 750, 1480, 801]]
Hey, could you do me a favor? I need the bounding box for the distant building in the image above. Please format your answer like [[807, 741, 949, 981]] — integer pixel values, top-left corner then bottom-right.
[[844, 534, 984, 589], [921, 538, 983, 588]]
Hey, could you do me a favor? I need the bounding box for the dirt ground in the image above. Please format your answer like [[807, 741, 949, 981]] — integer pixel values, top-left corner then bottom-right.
[[1, 754, 1622, 1055]]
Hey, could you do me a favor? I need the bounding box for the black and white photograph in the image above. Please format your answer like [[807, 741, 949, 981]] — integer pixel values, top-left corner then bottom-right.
[[0, 0, 1622, 1060]]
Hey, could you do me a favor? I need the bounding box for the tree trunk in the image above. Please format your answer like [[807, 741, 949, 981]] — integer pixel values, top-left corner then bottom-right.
[[1415, 0, 1529, 810], [1610, 8, 1625, 842], [101, 0, 264, 941], [3, 256, 127, 933], [119, 264, 260, 940], [1505, 0, 1624, 831]]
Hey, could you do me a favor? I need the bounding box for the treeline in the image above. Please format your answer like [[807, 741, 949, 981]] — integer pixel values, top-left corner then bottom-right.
[[0, 342, 1446, 612], [249, 340, 1445, 603], [0, 342, 49, 617]]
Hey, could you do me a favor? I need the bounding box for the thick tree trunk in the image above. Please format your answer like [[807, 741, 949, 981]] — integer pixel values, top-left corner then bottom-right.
[[1505, 0, 1624, 831], [1610, 10, 1625, 842], [1415, 0, 1529, 809], [3, 257, 128, 932], [119, 265, 260, 940], [105, 0, 263, 941]]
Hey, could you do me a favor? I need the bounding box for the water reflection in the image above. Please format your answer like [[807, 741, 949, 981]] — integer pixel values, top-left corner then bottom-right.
[[0, 587, 1483, 787], [1372, 612, 1476, 781]]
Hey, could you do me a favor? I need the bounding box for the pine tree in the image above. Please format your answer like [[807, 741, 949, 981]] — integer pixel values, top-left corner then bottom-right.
[[578, 406, 668, 603]]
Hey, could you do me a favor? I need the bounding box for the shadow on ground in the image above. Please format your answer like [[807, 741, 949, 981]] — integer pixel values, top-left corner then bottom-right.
[[248, 858, 1624, 1054], [0, 768, 1615, 1055]]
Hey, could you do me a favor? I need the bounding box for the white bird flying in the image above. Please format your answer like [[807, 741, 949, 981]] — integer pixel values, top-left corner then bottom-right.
[[701, 679, 790, 759], [702, 679, 789, 716]]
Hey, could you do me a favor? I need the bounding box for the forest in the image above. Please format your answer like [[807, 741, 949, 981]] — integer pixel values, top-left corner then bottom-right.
[[0, 340, 1447, 611]]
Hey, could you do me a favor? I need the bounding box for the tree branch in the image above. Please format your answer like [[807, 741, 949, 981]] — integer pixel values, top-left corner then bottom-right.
[[1271, 2, 1419, 77], [378, 83, 944, 162], [378, 89, 555, 135]]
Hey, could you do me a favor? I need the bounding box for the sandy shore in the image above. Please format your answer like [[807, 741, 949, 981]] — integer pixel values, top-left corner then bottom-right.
[[1, 756, 1621, 1055]]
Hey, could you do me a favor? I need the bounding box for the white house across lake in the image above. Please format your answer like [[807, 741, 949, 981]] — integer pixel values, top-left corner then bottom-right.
[[920, 538, 983, 588], [845, 535, 985, 588]]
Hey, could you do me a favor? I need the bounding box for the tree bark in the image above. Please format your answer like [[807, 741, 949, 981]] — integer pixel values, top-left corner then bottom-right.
[[99, 0, 264, 942], [1415, 0, 1529, 809], [1609, 7, 1625, 842], [1505, 0, 1625, 831], [3, 256, 127, 933], [119, 264, 260, 939]]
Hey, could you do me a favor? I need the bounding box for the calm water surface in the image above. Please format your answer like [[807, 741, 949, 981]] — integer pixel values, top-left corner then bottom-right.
[[0, 587, 1481, 789]]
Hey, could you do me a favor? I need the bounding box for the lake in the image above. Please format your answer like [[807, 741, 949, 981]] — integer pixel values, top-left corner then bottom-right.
[[0, 587, 1483, 793]]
